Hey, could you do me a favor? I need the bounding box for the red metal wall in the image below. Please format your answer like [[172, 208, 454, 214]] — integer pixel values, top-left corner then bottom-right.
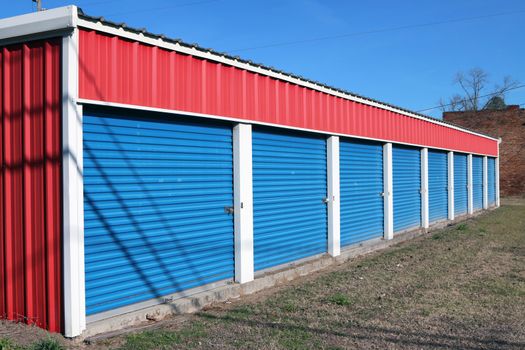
[[78, 29, 498, 156], [0, 39, 62, 332]]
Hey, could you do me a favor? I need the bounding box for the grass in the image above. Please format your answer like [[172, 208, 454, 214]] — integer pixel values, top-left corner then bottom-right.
[[30, 338, 64, 350], [276, 327, 314, 350], [456, 222, 468, 231], [327, 293, 353, 306], [0, 338, 22, 350], [0, 338, 63, 350], [116, 322, 206, 350]]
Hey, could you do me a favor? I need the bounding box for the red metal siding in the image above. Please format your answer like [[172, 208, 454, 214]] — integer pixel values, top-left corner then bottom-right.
[[0, 39, 62, 333], [78, 29, 498, 156]]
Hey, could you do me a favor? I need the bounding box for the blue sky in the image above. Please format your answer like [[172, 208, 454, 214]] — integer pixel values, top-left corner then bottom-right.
[[4, 0, 525, 118]]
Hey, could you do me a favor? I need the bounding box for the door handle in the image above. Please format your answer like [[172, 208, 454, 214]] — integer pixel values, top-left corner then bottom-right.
[[322, 197, 330, 204], [224, 206, 234, 215]]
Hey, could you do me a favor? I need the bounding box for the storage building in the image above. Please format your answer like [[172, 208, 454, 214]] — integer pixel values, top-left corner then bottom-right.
[[0, 6, 500, 337]]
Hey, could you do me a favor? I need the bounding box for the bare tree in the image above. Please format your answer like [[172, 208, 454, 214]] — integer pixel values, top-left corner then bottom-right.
[[453, 68, 487, 111], [493, 76, 520, 98], [439, 68, 520, 112]]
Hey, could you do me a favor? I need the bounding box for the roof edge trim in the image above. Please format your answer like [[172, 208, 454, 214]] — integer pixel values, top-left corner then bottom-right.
[[0, 6, 77, 43]]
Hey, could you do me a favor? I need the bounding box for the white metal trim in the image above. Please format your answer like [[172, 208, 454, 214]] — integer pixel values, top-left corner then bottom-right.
[[495, 156, 500, 207], [467, 154, 474, 215], [483, 156, 488, 209], [447, 152, 454, 220], [75, 17, 498, 143], [62, 25, 86, 338], [421, 148, 429, 229], [327, 136, 341, 257], [496, 138, 501, 207], [383, 143, 393, 240], [0, 6, 76, 42], [233, 124, 254, 283], [76, 98, 497, 157]]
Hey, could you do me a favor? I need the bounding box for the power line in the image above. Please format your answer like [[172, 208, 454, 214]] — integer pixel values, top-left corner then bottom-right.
[[228, 9, 525, 53], [75, 0, 125, 7], [104, 0, 222, 17], [416, 84, 525, 113]]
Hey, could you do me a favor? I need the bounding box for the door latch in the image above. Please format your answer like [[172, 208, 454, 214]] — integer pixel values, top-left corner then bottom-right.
[[322, 197, 330, 204], [224, 206, 234, 215]]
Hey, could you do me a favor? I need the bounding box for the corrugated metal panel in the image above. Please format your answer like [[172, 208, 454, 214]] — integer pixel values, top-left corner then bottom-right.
[[76, 12, 498, 140], [393, 145, 421, 232], [472, 156, 483, 210], [428, 150, 448, 223], [488, 157, 496, 205], [340, 139, 383, 246], [252, 127, 327, 271], [0, 39, 62, 332], [83, 109, 235, 316], [78, 29, 499, 156], [454, 154, 468, 216]]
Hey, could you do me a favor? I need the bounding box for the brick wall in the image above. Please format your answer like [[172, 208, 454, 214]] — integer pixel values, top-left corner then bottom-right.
[[443, 106, 525, 196]]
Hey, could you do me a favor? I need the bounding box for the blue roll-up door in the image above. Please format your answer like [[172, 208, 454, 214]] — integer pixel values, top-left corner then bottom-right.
[[393, 145, 421, 232], [454, 154, 468, 216], [428, 150, 448, 223], [83, 110, 234, 316], [252, 127, 327, 271], [472, 156, 483, 210], [340, 139, 383, 246], [488, 157, 496, 206]]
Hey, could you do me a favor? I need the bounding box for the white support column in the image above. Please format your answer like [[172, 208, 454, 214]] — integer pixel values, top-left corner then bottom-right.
[[421, 148, 429, 229], [483, 156, 488, 209], [467, 154, 474, 215], [233, 123, 254, 284], [327, 136, 340, 257], [447, 152, 454, 220], [496, 138, 501, 207], [495, 157, 500, 207], [62, 25, 86, 338], [383, 143, 393, 240]]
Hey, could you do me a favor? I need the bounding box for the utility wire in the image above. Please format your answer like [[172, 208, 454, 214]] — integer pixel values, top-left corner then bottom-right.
[[416, 84, 525, 112], [228, 9, 525, 53], [72, 0, 124, 7], [104, 0, 222, 16]]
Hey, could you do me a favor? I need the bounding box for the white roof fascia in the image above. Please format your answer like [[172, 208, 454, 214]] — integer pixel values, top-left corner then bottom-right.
[[0, 6, 77, 43]]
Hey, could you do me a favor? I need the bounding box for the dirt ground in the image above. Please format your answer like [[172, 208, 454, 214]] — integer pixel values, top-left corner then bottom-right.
[[1, 198, 524, 349]]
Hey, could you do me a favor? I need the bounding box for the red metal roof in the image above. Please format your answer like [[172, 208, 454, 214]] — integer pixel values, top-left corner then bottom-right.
[[78, 28, 498, 156]]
